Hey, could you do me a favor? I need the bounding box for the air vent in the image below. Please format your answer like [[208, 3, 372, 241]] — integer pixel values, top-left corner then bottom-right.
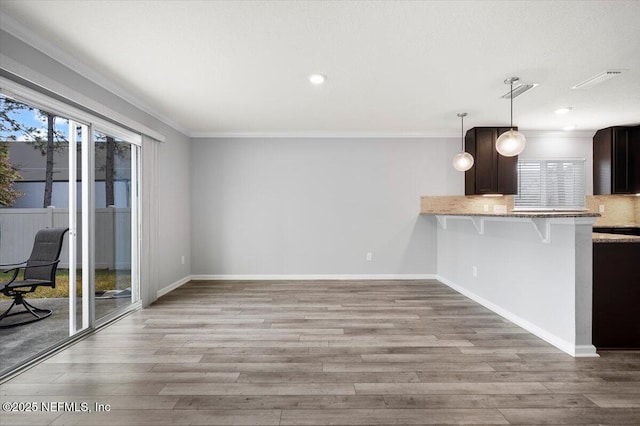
[[501, 83, 538, 99], [572, 70, 623, 89]]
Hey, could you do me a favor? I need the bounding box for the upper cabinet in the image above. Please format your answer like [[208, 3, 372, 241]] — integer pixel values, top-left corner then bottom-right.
[[464, 127, 518, 195], [593, 125, 640, 195]]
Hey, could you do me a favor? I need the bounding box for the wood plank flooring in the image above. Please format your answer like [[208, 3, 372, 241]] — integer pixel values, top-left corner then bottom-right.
[[2, 279, 640, 425]]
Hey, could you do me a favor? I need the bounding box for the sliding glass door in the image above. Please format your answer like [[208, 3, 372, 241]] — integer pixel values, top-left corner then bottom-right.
[[0, 91, 140, 377], [0, 96, 82, 373], [68, 120, 87, 334], [93, 130, 139, 322]]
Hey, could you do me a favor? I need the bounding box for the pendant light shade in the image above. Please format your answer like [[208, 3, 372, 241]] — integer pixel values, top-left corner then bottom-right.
[[496, 129, 526, 157], [452, 112, 474, 171], [496, 77, 526, 157], [453, 151, 474, 171]]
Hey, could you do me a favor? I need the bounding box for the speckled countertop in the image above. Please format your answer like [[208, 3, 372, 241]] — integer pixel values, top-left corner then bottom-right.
[[423, 212, 600, 218], [593, 224, 640, 228], [592, 233, 640, 243]]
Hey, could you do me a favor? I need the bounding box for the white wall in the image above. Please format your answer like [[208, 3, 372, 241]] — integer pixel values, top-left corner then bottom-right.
[[519, 130, 595, 194], [0, 29, 192, 295], [436, 216, 596, 356], [191, 137, 462, 276]]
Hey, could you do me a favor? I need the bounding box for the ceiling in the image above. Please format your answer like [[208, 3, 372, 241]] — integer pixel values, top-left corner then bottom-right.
[[1, 0, 639, 137]]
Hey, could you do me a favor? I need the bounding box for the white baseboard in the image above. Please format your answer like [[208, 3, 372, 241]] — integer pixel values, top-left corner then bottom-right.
[[155, 274, 436, 298], [435, 274, 599, 358], [191, 274, 437, 281], [156, 275, 193, 298], [573, 345, 599, 358]]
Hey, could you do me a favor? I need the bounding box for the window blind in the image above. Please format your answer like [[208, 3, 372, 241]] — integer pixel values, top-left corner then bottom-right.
[[514, 159, 586, 210]]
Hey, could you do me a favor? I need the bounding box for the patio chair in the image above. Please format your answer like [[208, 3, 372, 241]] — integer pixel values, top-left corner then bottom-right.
[[0, 227, 69, 329]]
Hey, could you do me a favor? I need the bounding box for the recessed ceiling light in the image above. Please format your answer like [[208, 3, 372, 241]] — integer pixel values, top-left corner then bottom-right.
[[555, 107, 572, 115], [563, 124, 577, 131], [309, 74, 326, 85]]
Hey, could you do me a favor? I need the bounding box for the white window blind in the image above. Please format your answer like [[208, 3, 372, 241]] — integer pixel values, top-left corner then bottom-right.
[[514, 159, 586, 210]]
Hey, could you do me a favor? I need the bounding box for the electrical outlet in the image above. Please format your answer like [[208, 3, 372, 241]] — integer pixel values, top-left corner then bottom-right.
[[493, 204, 507, 214], [181, 256, 185, 265], [366, 252, 373, 261], [472, 266, 478, 277], [598, 204, 605, 213]]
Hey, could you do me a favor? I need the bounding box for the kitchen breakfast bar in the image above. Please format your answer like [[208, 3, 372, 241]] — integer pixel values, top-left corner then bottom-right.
[[421, 209, 602, 357]]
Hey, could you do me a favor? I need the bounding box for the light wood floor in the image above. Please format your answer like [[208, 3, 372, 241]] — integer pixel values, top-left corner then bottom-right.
[[2, 279, 640, 425]]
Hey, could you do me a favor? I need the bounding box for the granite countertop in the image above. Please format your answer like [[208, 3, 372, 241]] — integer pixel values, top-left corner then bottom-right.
[[593, 224, 640, 228], [422, 212, 600, 218], [593, 232, 640, 243]]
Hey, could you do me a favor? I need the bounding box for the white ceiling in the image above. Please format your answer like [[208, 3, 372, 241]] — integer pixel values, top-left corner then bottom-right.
[[1, 0, 639, 137]]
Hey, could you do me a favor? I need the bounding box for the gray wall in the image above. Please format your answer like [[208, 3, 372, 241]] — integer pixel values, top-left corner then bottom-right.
[[0, 29, 192, 292], [191, 137, 462, 276], [190, 133, 593, 277]]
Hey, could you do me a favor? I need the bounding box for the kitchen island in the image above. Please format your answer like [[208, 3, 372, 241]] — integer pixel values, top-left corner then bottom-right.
[[421, 209, 600, 357]]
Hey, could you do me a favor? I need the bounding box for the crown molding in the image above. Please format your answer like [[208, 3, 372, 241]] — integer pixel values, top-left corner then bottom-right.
[[0, 11, 190, 137], [189, 130, 596, 140], [189, 131, 459, 139], [1, 59, 165, 142]]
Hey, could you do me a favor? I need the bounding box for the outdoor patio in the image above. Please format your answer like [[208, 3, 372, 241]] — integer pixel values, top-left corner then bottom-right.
[[0, 295, 130, 375]]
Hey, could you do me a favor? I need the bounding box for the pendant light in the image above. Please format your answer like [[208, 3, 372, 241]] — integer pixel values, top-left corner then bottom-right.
[[495, 77, 526, 157], [452, 113, 474, 171]]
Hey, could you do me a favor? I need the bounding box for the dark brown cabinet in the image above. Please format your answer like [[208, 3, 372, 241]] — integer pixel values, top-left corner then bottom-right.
[[464, 127, 518, 195], [593, 125, 640, 195], [592, 241, 640, 349]]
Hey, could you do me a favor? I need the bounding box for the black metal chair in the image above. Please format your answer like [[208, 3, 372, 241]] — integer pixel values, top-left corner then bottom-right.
[[0, 227, 69, 329]]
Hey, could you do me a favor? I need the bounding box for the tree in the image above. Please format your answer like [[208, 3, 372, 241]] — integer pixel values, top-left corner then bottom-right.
[[0, 142, 22, 206], [0, 96, 67, 207], [94, 134, 129, 207], [44, 113, 56, 207], [105, 136, 115, 206], [2, 96, 127, 208]]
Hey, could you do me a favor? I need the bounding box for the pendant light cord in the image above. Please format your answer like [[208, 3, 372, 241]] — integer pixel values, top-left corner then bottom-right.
[[460, 114, 464, 150], [510, 81, 514, 130]]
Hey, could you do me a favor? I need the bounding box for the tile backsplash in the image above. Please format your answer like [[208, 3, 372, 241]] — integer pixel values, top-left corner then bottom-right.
[[421, 194, 640, 226], [420, 195, 515, 215], [586, 195, 640, 226]]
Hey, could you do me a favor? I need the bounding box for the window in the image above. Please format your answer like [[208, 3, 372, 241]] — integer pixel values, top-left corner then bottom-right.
[[514, 159, 586, 211]]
